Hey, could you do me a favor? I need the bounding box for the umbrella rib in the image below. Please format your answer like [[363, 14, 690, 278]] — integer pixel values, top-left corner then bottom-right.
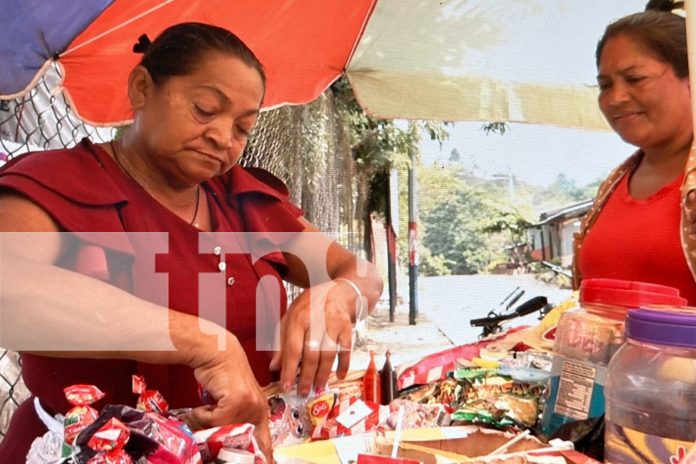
[[344, 0, 379, 70], [60, 0, 176, 58]]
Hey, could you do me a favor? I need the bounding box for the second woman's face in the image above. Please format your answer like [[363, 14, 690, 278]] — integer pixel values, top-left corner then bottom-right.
[[134, 51, 264, 186], [597, 34, 691, 151]]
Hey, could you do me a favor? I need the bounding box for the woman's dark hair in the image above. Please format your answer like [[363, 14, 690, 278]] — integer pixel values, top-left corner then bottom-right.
[[595, 0, 687, 78], [136, 22, 266, 90]]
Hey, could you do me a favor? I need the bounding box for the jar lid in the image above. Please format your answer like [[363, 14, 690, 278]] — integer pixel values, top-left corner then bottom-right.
[[580, 278, 686, 310], [217, 448, 255, 464], [626, 308, 696, 347]]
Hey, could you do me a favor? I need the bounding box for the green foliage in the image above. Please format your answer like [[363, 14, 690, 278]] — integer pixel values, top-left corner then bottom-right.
[[332, 76, 449, 172], [421, 187, 495, 274], [480, 207, 533, 246], [416, 164, 518, 275], [418, 247, 452, 277]]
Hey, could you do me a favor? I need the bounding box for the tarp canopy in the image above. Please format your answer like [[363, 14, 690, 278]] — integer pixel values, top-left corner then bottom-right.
[[1, 0, 648, 129], [346, 0, 645, 129]]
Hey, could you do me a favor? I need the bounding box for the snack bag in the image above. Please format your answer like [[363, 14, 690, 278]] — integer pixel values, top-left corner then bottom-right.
[[307, 391, 338, 438], [74, 404, 201, 464], [194, 423, 265, 464], [86, 417, 132, 464], [268, 393, 312, 447], [64, 384, 106, 446], [132, 374, 169, 414]]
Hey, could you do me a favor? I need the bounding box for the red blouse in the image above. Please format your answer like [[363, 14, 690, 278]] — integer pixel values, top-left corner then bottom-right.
[[578, 171, 696, 304], [0, 139, 304, 424]]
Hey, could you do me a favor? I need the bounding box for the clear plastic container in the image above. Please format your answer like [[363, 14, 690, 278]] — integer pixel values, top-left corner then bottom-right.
[[541, 279, 685, 436], [605, 308, 696, 463]]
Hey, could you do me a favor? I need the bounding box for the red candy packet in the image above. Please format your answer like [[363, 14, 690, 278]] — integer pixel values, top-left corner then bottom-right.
[[132, 374, 169, 414], [64, 384, 105, 445], [194, 423, 265, 464], [86, 417, 132, 464]]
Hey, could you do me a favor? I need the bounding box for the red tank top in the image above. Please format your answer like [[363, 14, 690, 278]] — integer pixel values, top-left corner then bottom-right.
[[578, 171, 696, 304]]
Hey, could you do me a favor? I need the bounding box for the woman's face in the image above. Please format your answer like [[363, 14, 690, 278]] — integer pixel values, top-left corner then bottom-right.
[[131, 51, 264, 186], [597, 34, 691, 151]]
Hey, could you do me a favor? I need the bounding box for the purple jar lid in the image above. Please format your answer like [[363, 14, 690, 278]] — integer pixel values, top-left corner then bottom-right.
[[626, 308, 696, 348]]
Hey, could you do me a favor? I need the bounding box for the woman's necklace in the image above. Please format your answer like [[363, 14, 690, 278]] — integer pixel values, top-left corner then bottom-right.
[[110, 140, 201, 227]]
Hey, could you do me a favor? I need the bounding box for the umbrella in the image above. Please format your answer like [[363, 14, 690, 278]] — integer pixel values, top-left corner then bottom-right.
[[1, 0, 376, 125], [1, 0, 646, 129], [347, 0, 645, 129]]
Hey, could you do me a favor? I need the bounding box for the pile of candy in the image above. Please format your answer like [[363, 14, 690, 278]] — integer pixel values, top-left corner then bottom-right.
[[56, 376, 263, 464]]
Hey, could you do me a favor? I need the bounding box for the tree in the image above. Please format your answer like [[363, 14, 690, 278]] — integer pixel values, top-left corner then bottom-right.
[[331, 76, 449, 259], [421, 184, 496, 274]]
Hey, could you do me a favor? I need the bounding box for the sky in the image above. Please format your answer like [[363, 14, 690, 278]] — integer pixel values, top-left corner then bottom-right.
[[420, 121, 635, 188]]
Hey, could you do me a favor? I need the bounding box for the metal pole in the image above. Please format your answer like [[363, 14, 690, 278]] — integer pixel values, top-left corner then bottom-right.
[[386, 170, 398, 323], [408, 129, 419, 325]]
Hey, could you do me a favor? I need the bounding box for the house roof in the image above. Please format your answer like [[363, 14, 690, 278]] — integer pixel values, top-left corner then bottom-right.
[[531, 199, 593, 227]]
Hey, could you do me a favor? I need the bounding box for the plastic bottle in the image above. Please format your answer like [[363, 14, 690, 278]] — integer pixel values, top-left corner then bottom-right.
[[541, 279, 685, 436], [605, 308, 696, 463], [380, 350, 397, 405], [362, 351, 381, 403]]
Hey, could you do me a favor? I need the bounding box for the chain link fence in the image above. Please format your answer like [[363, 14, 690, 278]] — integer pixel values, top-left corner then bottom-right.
[[0, 65, 366, 437]]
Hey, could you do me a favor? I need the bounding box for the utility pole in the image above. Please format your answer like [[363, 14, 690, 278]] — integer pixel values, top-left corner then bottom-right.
[[386, 168, 398, 322], [407, 124, 419, 325]]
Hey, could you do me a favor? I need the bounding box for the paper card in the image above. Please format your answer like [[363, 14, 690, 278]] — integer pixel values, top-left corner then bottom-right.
[[333, 434, 374, 464], [336, 400, 374, 429]]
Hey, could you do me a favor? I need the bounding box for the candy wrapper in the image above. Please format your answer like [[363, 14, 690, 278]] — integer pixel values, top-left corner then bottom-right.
[[400, 377, 464, 412], [193, 423, 265, 464], [73, 404, 201, 464], [268, 392, 313, 447], [64, 384, 106, 446], [307, 391, 338, 439], [451, 368, 544, 429], [379, 399, 449, 431], [311, 397, 389, 440], [86, 417, 132, 464], [132, 374, 169, 415]]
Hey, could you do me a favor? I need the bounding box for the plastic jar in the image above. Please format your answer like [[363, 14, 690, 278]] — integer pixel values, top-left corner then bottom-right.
[[541, 279, 685, 435], [605, 308, 696, 463]]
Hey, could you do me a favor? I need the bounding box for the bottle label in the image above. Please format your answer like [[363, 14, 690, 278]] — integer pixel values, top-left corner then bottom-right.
[[540, 356, 606, 435], [554, 359, 597, 420], [605, 420, 693, 463]]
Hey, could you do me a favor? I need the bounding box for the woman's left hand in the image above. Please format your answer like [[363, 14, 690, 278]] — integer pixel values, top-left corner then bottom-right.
[[269, 280, 355, 396]]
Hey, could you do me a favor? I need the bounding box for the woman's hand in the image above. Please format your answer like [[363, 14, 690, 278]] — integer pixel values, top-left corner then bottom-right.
[[184, 335, 272, 463], [269, 280, 356, 396]]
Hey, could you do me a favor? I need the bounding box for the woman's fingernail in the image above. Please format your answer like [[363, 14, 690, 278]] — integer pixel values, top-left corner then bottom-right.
[[282, 382, 292, 392]]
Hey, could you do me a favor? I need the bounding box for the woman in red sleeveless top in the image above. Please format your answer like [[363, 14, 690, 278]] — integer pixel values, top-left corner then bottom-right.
[[0, 23, 382, 462], [574, 0, 696, 304]]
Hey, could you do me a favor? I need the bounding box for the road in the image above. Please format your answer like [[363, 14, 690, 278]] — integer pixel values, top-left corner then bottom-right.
[[350, 273, 572, 370], [418, 273, 572, 345]]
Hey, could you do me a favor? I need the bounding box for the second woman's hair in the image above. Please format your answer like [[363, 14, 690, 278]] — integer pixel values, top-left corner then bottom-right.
[[595, 0, 687, 77], [136, 22, 267, 90]]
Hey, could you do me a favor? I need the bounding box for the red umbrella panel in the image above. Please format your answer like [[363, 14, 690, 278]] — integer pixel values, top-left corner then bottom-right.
[[5, 0, 376, 126]]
